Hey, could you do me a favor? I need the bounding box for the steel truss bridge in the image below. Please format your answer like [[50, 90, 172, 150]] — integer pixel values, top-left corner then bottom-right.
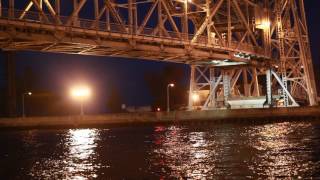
[[0, 0, 317, 110]]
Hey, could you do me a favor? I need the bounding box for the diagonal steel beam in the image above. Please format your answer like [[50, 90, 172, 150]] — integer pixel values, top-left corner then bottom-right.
[[43, 0, 62, 24], [232, 0, 258, 47], [271, 70, 299, 106], [161, 0, 181, 38], [191, 0, 224, 43], [137, 0, 158, 34], [30, 0, 49, 23], [19, 1, 34, 19], [105, 0, 127, 32], [65, 0, 87, 26]]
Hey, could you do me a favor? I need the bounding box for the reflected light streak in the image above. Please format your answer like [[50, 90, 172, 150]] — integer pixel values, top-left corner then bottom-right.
[[64, 129, 99, 179], [151, 126, 214, 179], [248, 122, 313, 177]]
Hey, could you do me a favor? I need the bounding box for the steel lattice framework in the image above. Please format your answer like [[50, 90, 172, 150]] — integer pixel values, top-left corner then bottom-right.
[[0, 0, 317, 109]]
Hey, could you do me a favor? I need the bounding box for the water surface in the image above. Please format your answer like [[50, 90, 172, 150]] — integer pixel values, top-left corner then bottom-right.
[[1, 120, 320, 179]]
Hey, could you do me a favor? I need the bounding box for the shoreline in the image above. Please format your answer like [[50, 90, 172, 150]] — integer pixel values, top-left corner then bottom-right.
[[1, 106, 320, 129]]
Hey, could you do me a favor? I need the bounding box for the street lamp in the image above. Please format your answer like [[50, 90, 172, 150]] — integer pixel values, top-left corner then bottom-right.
[[167, 83, 175, 112], [22, 91, 32, 117], [70, 86, 91, 115]]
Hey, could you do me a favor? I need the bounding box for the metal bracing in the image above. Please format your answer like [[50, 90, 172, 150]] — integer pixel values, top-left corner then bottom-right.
[[271, 70, 299, 107], [187, 64, 265, 110], [0, 0, 317, 108], [266, 69, 272, 106], [223, 72, 230, 107]]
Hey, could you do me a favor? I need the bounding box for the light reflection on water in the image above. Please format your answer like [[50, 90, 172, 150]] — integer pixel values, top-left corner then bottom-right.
[[149, 122, 320, 178], [1, 121, 320, 178], [248, 122, 316, 177], [28, 129, 101, 179], [64, 129, 99, 179], [151, 126, 214, 179]]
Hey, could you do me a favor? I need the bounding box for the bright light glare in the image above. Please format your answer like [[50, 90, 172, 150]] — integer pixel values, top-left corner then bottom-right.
[[27, 92, 32, 95], [192, 93, 200, 102], [169, 83, 175, 87], [257, 20, 270, 30], [70, 86, 91, 99]]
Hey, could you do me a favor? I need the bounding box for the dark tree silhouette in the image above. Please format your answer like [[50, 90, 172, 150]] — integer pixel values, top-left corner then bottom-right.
[[106, 86, 123, 113], [144, 64, 188, 111]]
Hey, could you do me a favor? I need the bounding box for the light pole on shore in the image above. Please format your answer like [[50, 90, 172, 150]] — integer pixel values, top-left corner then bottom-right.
[[167, 83, 174, 112], [70, 86, 91, 116], [22, 92, 32, 117]]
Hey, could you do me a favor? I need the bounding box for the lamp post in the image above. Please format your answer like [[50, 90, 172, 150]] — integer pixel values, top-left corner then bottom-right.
[[70, 86, 91, 116], [167, 83, 174, 112], [22, 92, 32, 117]]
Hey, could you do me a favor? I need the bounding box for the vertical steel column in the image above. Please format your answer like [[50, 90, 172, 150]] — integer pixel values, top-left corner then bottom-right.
[[291, 0, 317, 105], [183, 0, 188, 40], [227, 0, 232, 47], [0, 0, 2, 17], [55, 0, 60, 16], [106, 1, 110, 31], [252, 68, 260, 96], [6, 51, 16, 117], [276, 0, 288, 106], [9, 0, 14, 18], [94, 0, 99, 29], [73, 0, 78, 26], [266, 69, 272, 106], [188, 65, 195, 110], [243, 68, 250, 96], [128, 0, 133, 34], [158, 0, 163, 37], [133, 0, 137, 34], [209, 68, 216, 108], [205, 0, 211, 44], [263, 1, 271, 57], [39, 0, 43, 22], [223, 71, 230, 107]]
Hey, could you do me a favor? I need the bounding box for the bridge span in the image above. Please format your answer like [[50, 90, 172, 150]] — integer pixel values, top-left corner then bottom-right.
[[0, 0, 317, 110]]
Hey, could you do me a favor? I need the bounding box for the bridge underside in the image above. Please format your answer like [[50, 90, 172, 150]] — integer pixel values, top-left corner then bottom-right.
[[0, 0, 317, 110]]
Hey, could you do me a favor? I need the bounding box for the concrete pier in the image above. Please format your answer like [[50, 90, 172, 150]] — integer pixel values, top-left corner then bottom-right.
[[1, 107, 320, 129]]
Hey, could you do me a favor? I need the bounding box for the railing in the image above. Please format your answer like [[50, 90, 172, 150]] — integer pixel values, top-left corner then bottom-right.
[[0, 8, 265, 56]]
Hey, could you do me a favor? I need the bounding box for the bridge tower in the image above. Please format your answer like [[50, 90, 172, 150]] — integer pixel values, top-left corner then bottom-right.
[[187, 0, 317, 110]]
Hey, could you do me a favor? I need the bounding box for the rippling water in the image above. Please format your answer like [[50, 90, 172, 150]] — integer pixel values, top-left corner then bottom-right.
[[1, 121, 320, 179]]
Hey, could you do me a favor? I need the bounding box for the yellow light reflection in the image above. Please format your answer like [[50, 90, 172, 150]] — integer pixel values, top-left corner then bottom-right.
[[64, 129, 99, 179], [248, 122, 313, 177]]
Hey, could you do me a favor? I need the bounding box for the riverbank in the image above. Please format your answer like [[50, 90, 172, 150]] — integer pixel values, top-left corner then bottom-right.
[[1, 106, 320, 129]]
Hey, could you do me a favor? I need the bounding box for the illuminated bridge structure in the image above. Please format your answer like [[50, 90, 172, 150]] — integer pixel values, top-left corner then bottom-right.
[[0, 0, 317, 110]]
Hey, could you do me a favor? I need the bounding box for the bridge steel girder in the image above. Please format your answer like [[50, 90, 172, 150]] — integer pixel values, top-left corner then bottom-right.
[[0, 0, 317, 108]]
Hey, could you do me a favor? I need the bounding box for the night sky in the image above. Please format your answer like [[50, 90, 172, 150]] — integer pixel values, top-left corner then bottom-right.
[[0, 1, 320, 114]]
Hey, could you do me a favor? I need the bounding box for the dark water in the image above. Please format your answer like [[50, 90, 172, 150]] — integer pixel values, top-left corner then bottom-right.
[[1, 121, 320, 179]]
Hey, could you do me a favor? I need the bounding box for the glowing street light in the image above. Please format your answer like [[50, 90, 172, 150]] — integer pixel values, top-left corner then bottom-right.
[[167, 83, 175, 112], [70, 86, 91, 115], [191, 92, 200, 102], [22, 91, 32, 117]]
